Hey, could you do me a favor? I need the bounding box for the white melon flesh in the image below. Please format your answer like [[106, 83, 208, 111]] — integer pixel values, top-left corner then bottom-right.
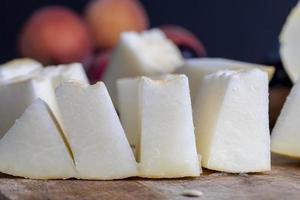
[[279, 2, 300, 83], [42, 63, 89, 88], [271, 80, 300, 158], [0, 58, 42, 82], [176, 58, 275, 104], [194, 69, 270, 173], [55, 82, 137, 180], [117, 75, 200, 178], [117, 78, 140, 146], [0, 99, 75, 179], [104, 29, 183, 106], [0, 77, 59, 138]]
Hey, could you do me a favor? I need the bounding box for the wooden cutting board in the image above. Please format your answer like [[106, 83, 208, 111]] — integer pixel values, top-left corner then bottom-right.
[[0, 154, 299, 200], [0, 87, 295, 200]]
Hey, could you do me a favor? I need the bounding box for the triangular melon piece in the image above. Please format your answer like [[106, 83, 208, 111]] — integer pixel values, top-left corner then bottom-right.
[[271, 80, 300, 158], [117, 75, 201, 178], [0, 99, 75, 179], [0, 77, 60, 138], [194, 69, 270, 173], [55, 82, 137, 180]]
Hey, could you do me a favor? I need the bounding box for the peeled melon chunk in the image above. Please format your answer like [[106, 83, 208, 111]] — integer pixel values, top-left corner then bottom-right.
[[104, 29, 183, 105], [0, 58, 42, 82], [194, 69, 270, 173], [279, 2, 300, 83], [0, 77, 59, 137], [55, 82, 137, 180], [117, 78, 140, 146], [176, 57, 275, 103], [0, 99, 75, 179], [271, 80, 300, 158], [42, 63, 89, 88], [118, 75, 200, 178]]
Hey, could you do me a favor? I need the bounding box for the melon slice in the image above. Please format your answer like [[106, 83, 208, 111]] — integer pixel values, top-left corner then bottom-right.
[[0, 77, 59, 137], [194, 69, 270, 173], [280, 1, 300, 83], [0, 99, 75, 179], [117, 75, 200, 178], [0, 58, 42, 82], [271, 79, 300, 158], [176, 57, 274, 104], [42, 63, 89, 88], [55, 82, 137, 180], [104, 29, 183, 106]]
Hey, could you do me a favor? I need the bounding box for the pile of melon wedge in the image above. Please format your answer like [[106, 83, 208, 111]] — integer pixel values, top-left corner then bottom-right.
[[1, 2, 300, 180]]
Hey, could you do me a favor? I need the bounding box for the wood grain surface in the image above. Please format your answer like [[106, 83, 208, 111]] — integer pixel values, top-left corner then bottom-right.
[[0, 86, 298, 200], [0, 154, 299, 200]]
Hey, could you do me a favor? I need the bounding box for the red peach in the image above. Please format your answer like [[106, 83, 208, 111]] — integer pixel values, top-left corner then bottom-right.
[[19, 6, 93, 65], [160, 25, 207, 58], [85, 0, 149, 49]]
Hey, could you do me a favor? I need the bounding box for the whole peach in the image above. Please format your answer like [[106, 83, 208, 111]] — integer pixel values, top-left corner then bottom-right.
[[19, 6, 93, 65], [85, 0, 149, 49]]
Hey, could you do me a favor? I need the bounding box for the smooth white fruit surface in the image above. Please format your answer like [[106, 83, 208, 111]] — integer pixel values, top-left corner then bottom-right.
[[56, 82, 137, 180], [0, 58, 42, 82], [0, 77, 59, 137], [139, 75, 200, 178], [271, 79, 300, 158], [104, 29, 183, 106], [42, 63, 89, 88], [176, 58, 274, 104], [117, 75, 200, 178], [117, 78, 141, 146], [194, 69, 270, 173], [0, 99, 75, 179], [280, 2, 300, 83]]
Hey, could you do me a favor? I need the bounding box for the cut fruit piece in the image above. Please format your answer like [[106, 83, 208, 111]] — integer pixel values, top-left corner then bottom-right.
[[0, 58, 42, 82], [117, 75, 200, 178], [42, 63, 89, 88], [0, 77, 59, 138], [55, 82, 137, 180], [271, 80, 300, 158], [194, 69, 270, 173], [176, 57, 275, 104], [0, 99, 75, 179], [279, 2, 300, 83], [104, 29, 183, 105], [117, 78, 140, 146]]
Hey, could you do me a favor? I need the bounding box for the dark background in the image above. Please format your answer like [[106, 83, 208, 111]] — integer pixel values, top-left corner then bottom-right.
[[0, 0, 298, 63]]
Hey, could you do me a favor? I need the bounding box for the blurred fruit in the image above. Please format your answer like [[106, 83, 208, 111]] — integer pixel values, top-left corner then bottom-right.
[[19, 6, 93, 65], [160, 25, 207, 58], [85, 0, 149, 49], [279, 1, 300, 83], [87, 51, 112, 84]]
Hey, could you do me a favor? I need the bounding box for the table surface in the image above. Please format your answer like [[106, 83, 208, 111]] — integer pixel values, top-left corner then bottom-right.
[[0, 86, 297, 200], [0, 154, 299, 200]]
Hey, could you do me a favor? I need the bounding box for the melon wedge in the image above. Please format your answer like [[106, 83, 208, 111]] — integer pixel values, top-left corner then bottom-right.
[[55, 82, 137, 180], [104, 29, 183, 106], [176, 57, 274, 104], [117, 75, 200, 178], [271, 79, 300, 158], [0, 99, 75, 179], [280, 2, 300, 83], [194, 69, 270, 173]]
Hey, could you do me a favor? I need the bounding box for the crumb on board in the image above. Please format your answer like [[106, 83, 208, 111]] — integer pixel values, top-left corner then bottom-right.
[[181, 189, 203, 197]]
